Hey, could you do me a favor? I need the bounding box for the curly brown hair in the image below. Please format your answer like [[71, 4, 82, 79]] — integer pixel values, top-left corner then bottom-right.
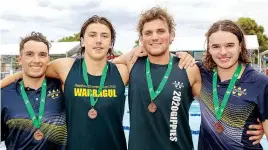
[[19, 31, 51, 55], [203, 20, 251, 70], [78, 15, 115, 57], [137, 6, 176, 37]]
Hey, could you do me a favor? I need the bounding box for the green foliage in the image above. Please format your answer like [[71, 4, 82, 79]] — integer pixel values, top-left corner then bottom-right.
[[237, 17, 268, 52], [134, 39, 139, 48], [58, 33, 80, 42]]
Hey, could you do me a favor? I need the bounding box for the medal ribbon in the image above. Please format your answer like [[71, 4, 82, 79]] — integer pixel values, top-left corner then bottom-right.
[[213, 64, 242, 120], [20, 78, 47, 129], [82, 59, 108, 107], [146, 56, 173, 101]]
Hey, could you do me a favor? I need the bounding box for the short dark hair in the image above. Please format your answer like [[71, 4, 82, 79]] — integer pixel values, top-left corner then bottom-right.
[[19, 31, 51, 55], [78, 15, 116, 57]]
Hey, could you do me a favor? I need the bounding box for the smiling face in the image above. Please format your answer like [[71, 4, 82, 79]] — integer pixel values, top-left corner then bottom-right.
[[81, 23, 112, 60], [19, 40, 50, 78], [203, 20, 251, 70], [208, 31, 241, 70], [140, 19, 174, 57]]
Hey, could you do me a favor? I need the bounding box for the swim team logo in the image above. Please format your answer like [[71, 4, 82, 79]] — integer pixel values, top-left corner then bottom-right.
[[232, 86, 247, 97], [47, 89, 60, 99], [173, 81, 184, 90]]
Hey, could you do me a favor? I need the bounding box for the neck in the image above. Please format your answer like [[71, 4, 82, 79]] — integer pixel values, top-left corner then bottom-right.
[[84, 54, 107, 76], [22, 74, 45, 90], [217, 62, 242, 82], [148, 50, 170, 65]]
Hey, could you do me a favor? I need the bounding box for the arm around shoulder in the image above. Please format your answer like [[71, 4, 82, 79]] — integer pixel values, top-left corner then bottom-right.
[[46, 58, 75, 83], [0, 71, 23, 88]]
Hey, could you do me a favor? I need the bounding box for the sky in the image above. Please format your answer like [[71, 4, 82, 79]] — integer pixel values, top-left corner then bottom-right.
[[0, 0, 268, 53]]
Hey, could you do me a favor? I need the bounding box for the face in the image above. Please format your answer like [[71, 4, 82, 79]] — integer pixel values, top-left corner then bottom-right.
[[140, 19, 174, 56], [208, 31, 241, 70], [19, 40, 50, 78], [81, 23, 112, 60]]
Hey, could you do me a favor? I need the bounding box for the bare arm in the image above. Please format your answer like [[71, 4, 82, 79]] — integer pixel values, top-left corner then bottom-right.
[[112, 53, 130, 65], [0, 58, 74, 88], [46, 58, 75, 84], [185, 65, 201, 98], [247, 119, 264, 145], [0, 72, 23, 88], [116, 64, 129, 86], [262, 120, 268, 141], [112, 46, 148, 73]]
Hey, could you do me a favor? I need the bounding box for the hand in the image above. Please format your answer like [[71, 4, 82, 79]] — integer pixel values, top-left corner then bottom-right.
[[176, 52, 196, 69], [247, 118, 264, 145], [128, 46, 147, 64]]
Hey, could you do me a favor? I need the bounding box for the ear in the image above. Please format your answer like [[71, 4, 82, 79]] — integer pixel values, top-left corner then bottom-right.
[[239, 44, 242, 53], [18, 55, 22, 66], [139, 36, 144, 46], [169, 32, 175, 44], [80, 37, 85, 48]]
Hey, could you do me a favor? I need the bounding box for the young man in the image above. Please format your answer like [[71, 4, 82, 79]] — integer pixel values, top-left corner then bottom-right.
[[1, 32, 67, 149], [114, 7, 201, 150], [46, 16, 129, 150], [197, 20, 268, 150]]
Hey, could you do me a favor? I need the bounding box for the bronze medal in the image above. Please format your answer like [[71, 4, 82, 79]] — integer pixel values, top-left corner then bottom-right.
[[34, 129, 44, 141], [215, 122, 224, 133], [88, 108, 98, 119], [148, 102, 157, 113]]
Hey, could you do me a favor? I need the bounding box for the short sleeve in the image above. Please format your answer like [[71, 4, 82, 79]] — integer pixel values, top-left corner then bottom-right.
[[257, 81, 268, 122]]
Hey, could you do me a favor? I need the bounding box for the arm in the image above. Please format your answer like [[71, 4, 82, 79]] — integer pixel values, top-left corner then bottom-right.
[[45, 58, 74, 84], [116, 64, 129, 86], [247, 119, 264, 145], [175, 52, 196, 69], [260, 83, 268, 141], [260, 84, 268, 140], [263, 121, 268, 141], [0, 71, 23, 88], [112, 53, 130, 65], [185, 65, 201, 98], [0, 58, 74, 89], [112, 46, 147, 72]]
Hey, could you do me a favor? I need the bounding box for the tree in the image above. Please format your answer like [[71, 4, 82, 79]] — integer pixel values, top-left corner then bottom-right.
[[58, 33, 80, 42], [134, 39, 139, 48], [236, 17, 268, 52]]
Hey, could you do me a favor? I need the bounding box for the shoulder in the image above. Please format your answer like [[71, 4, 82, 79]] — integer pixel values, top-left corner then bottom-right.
[[1, 81, 17, 92], [115, 64, 129, 86], [1, 81, 19, 105], [46, 77, 62, 87], [252, 70, 268, 87]]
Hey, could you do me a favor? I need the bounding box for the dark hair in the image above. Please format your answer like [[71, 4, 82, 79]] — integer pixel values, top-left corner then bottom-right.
[[19, 31, 51, 54], [203, 20, 251, 70], [137, 6, 176, 37], [78, 15, 116, 57]]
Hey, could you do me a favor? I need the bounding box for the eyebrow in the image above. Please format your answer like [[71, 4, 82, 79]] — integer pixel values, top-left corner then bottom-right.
[[144, 28, 166, 32], [88, 31, 109, 35], [24, 51, 48, 54], [211, 42, 235, 46]]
